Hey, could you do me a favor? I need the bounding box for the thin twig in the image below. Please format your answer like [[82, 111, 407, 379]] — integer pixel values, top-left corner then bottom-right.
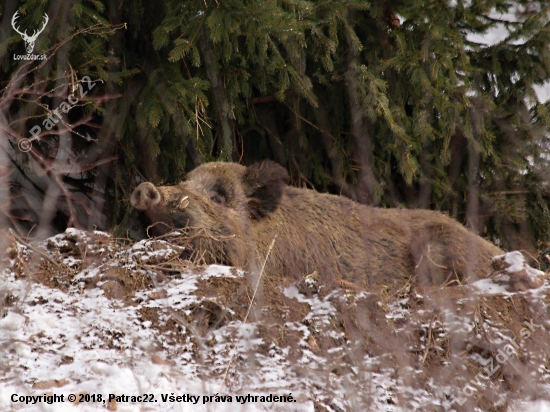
[[422, 319, 435, 365], [219, 236, 277, 392]]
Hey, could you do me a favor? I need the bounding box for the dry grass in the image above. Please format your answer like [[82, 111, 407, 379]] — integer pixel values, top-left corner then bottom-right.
[[3, 228, 550, 411]]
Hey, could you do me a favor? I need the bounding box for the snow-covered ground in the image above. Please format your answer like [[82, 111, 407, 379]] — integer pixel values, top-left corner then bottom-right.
[[1, 229, 550, 411], [0, 230, 394, 411], [0, 231, 306, 411]]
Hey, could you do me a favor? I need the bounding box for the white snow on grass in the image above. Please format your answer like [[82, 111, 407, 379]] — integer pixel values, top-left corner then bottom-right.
[[1, 230, 549, 411], [470, 278, 512, 294], [0, 232, 311, 412], [0, 266, 312, 411]]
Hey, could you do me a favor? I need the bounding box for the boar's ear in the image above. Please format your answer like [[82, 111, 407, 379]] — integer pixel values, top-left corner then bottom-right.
[[243, 161, 289, 219]]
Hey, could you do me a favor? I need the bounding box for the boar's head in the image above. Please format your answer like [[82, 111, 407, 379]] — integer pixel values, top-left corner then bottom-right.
[[130, 161, 288, 265]]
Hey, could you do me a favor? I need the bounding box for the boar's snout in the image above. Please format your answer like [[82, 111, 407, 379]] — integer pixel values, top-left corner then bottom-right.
[[130, 182, 162, 211]]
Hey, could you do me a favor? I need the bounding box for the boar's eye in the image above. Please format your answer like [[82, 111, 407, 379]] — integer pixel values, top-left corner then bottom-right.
[[210, 193, 224, 204], [209, 183, 227, 205]]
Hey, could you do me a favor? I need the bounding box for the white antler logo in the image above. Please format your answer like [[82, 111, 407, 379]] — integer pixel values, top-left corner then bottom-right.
[[11, 12, 49, 54]]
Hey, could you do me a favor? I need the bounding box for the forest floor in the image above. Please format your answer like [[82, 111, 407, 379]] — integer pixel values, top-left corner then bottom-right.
[[1, 228, 550, 411]]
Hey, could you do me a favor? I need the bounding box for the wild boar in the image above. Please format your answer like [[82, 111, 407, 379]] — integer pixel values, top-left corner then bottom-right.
[[130, 161, 502, 291]]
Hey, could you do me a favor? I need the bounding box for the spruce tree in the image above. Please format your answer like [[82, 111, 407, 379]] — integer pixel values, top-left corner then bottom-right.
[[0, 0, 549, 255]]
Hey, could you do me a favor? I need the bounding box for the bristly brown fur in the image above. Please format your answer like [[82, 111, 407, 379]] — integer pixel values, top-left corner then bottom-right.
[[131, 161, 503, 292]]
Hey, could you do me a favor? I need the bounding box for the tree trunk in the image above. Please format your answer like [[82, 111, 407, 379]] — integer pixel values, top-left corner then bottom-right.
[[198, 29, 234, 161], [312, 102, 354, 199], [466, 104, 484, 235], [344, 46, 377, 205], [255, 105, 287, 166]]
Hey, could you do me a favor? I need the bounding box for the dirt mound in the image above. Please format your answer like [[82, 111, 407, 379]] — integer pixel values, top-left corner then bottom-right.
[[1, 229, 550, 411]]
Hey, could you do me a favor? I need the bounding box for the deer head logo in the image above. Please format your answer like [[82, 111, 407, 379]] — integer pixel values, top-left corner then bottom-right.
[[11, 12, 49, 54]]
